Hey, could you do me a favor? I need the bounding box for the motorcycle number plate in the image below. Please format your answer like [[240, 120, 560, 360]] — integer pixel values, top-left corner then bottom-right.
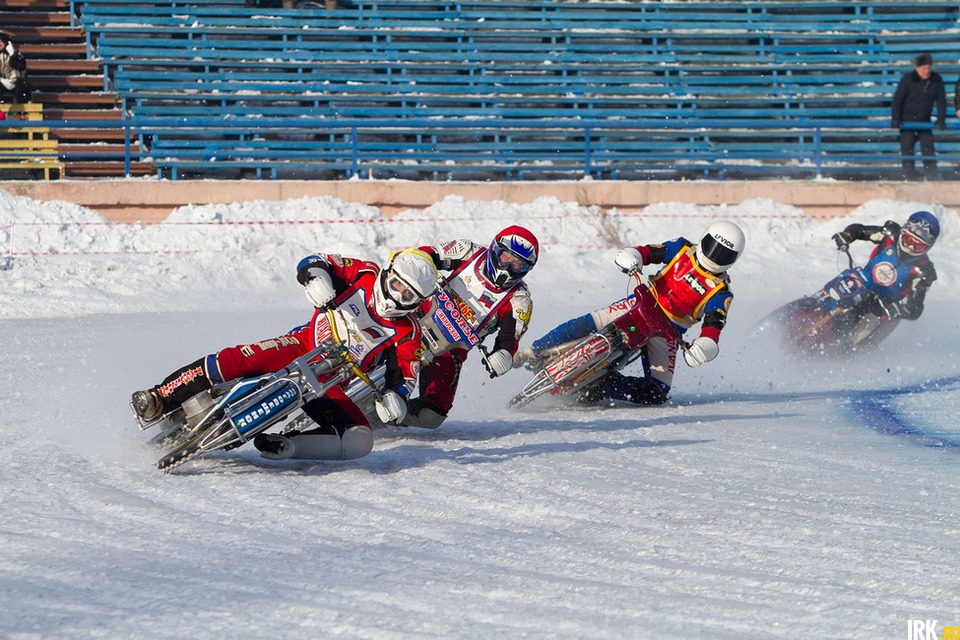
[[835, 274, 865, 297]]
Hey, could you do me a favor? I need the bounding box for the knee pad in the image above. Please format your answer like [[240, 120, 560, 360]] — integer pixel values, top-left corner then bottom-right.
[[629, 378, 669, 405], [340, 425, 374, 460], [400, 405, 447, 429], [606, 373, 669, 406]]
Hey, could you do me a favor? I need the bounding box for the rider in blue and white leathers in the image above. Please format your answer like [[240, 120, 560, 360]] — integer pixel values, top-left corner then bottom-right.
[[830, 210, 939, 323]]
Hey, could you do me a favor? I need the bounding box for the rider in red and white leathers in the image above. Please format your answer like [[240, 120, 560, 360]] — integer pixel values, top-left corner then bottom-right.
[[131, 250, 438, 460], [400, 225, 539, 428]]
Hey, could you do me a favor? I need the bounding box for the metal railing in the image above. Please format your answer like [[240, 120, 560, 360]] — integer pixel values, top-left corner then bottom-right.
[[0, 117, 950, 180]]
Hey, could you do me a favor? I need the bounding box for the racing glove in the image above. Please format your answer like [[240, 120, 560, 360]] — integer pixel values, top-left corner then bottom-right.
[[614, 247, 643, 274], [832, 231, 853, 250], [303, 270, 336, 309], [482, 349, 514, 378], [683, 337, 719, 368], [375, 390, 407, 424], [875, 297, 904, 320]]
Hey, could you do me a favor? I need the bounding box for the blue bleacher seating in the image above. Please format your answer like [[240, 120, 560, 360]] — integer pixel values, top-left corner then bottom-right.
[[73, 0, 960, 180]]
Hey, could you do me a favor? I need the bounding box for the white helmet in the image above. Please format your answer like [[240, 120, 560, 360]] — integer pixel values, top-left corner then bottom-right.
[[696, 221, 745, 274], [373, 249, 439, 318]]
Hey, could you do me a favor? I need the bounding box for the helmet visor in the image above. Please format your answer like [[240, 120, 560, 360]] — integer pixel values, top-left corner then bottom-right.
[[492, 245, 534, 278], [700, 234, 739, 268], [383, 270, 427, 310], [900, 229, 930, 256]]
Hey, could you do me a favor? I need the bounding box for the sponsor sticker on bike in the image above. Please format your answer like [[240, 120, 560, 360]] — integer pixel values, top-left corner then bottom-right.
[[431, 290, 480, 347]]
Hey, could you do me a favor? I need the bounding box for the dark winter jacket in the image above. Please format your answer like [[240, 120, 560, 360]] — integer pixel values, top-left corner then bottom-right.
[[0, 39, 31, 103], [891, 70, 946, 127]]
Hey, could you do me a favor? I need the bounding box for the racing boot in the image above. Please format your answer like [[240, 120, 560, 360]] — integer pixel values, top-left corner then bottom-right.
[[577, 372, 668, 407], [254, 432, 296, 460], [512, 347, 543, 370], [131, 389, 163, 422], [576, 374, 614, 406], [255, 426, 374, 460]]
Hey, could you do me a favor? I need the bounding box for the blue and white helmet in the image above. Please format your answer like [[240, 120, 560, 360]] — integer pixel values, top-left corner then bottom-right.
[[484, 225, 539, 288]]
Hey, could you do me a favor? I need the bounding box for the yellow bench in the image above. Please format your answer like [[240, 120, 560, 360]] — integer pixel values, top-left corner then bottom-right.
[[0, 138, 63, 180], [0, 103, 63, 179], [0, 102, 44, 122]]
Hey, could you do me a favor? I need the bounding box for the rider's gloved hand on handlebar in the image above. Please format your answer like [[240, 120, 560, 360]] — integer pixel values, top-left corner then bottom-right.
[[872, 296, 904, 320], [832, 231, 852, 250], [375, 390, 407, 424], [303, 270, 336, 309], [482, 349, 513, 378], [683, 336, 719, 368], [614, 247, 643, 274]]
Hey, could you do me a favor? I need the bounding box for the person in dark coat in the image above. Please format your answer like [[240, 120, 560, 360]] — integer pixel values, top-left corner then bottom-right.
[[891, 53, 947, 181], [0, 33, 32, 110]]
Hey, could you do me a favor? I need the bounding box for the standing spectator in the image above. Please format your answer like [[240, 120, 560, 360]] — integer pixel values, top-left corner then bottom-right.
[[955, 76, 960, 120], [0, 33, 32, 115], [891, 53, 947, 181]]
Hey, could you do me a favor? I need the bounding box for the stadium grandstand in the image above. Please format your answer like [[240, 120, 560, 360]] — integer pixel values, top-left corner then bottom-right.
[[1, 0, 959, 180]]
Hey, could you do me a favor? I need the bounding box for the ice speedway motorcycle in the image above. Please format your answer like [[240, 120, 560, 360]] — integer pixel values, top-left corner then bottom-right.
[[753, 246, 901, 356], [508, 271, 682, 410], [135, 311, 383, 474]]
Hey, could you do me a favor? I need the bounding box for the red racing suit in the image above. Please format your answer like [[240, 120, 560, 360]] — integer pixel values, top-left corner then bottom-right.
[[153, 255, 423, 429], [590, 238, 733, 392]]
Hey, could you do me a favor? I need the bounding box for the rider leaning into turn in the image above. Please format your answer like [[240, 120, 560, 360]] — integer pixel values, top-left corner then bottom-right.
[[400, 225, 538, 429], [830, 209, 939, 324], [514, 221, 745, 407], [131, 249, 439, 462]]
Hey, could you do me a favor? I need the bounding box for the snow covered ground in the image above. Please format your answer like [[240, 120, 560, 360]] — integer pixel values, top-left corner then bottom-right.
[[1, 188, 958, 639]]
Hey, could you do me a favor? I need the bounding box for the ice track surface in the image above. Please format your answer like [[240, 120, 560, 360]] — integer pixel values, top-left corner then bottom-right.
[[2, 304, 958, 639]]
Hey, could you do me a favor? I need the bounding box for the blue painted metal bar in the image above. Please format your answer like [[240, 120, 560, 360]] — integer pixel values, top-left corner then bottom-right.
[[0, 118, 946, 180]]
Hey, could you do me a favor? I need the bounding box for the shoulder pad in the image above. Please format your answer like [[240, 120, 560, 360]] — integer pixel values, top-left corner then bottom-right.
[[296, 253, 327, 271], [434, 239, 478, 263], [510, 282, 533, 306]]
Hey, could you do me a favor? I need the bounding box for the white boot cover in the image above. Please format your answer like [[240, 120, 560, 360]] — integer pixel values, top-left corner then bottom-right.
[[277, 427, 373, 461], [285, 432, 345, 460]]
